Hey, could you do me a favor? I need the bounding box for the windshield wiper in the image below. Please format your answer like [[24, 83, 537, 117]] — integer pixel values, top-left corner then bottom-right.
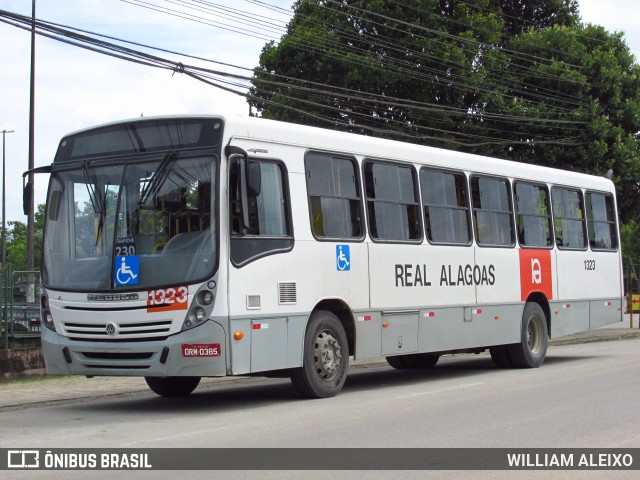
[[139, 151, 178, 206], [82, 161, 102, 215], [81, 161, 110, 246]]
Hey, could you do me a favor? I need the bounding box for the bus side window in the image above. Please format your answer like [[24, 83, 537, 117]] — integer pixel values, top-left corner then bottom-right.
[[229, 158, 293, 266], [552, 187, 587, 250], [586, 192, 618, 250], [305, 152, 363, 240], [514, 182, 553, 248], [420, 168, 471, 245], [364, 160, 421, 242], [471, 176, 515, 247]]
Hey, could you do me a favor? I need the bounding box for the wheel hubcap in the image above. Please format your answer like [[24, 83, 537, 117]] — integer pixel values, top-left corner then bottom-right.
[[527, 315, 543, 356], [314, 329, 342, 381]]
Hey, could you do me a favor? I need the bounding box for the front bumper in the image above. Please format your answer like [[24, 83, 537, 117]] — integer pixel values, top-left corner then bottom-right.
[[41, 320, 227, 377]]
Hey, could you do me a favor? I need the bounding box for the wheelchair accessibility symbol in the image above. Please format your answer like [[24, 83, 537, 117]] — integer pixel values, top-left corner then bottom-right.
[[336, 244, 350, 271], [115, 256, 140, 286]]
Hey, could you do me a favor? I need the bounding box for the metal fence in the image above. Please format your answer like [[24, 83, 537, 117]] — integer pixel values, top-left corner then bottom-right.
[[1, 267, 41, 349]]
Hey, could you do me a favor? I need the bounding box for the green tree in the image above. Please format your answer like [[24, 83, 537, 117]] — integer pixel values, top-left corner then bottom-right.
[[250, 0, 640, 259], [621, 220, 640, 268], [4, 204, 45, 271], [250, 0, 579, 144], [481, 24, 640, 224]]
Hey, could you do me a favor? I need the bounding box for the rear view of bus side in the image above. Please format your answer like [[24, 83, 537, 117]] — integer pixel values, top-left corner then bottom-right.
[[36, 115, 623, 398]]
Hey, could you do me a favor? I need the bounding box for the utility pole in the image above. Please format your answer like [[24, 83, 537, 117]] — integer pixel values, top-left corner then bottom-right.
[[2, 129, 15, 268], [26, 0, 36, 302]]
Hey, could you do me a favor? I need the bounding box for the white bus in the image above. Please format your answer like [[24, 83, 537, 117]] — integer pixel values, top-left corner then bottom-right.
[[30, 115, 623, 398]]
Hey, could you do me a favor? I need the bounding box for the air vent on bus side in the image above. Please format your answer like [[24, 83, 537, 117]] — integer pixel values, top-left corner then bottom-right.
[[278, 282, 297, 305]]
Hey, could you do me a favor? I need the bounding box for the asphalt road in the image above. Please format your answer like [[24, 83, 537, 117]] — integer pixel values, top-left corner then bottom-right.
[[1, 336, 639, 480]]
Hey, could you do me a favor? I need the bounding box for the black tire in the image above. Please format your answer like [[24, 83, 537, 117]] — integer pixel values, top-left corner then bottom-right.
[[290, 310, 349, 398], [507, 302, 548, 368], [386, 353, 439, 369], [489, 345, 514, 368], [145, 376, 201, 396]]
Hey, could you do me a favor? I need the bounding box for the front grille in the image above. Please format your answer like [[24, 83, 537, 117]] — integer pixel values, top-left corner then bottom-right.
[[62, 320, 172, 341], [81, 352, 153, 360], [83, 364, 151, 370], [76, 350, 157, 370]]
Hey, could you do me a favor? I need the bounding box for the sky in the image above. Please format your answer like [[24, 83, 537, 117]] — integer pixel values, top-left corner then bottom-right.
[[0, 0, 639, 225]]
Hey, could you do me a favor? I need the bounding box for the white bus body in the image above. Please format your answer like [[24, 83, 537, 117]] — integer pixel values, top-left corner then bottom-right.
[[36, 115, 623, 397]]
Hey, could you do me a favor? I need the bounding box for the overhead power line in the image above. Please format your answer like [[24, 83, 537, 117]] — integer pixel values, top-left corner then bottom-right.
[[0, 6, 591, 147], [122, 0, 594, 114]]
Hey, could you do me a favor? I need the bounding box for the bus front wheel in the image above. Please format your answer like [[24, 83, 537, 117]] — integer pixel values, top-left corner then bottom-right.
[[507, 302, 548, 368], [290, 310, 349, 398], [145, 376, 201, 396]]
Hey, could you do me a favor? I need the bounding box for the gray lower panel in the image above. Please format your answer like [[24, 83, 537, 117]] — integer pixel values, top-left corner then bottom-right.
[[229, 314, 307, 375], [590, 298, 623, 329], [418, 304, 522, 352], [549, 301, 589, 338], [381, 311, 419, 356], [42, 320, 228, 377], [354, 304, 523, 360]]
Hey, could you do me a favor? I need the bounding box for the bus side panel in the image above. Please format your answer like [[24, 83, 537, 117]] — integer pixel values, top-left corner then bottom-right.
[[227, 239, 369, 374], [555, 250, 620, 300], [590, 299, 623, 329], [368, 243, 475, 310], [549, 301, 589, 338], [588, 251, 623, 328], [474, 247, 520, 305], [472, 247, 522, 346], [418, 304, 522, 352], [353, 311, 382, 359], [381, 311, 419, 356], [554, 249, 622, 336]]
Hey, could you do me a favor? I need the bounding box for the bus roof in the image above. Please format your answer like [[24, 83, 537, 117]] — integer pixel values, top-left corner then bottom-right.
[[228, 115, 615, 193], [57, 114, 615, 193]]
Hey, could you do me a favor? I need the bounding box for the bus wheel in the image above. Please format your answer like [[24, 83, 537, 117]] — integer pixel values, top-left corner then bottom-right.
[[507, 302, 548, 368], [386, 354, 439, 369], [290, 310, 349, 398], [489, 345, 514, 368], [145, 376, 201, 396]]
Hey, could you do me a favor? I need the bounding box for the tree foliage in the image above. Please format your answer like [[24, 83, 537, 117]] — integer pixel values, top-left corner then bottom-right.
[[250, 0, 640, 264], [250, 0, 581, 142], [2, 204, 44, 272]]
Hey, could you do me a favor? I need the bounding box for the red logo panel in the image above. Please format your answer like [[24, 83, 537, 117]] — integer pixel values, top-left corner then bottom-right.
[[519, 249, 553, 301]]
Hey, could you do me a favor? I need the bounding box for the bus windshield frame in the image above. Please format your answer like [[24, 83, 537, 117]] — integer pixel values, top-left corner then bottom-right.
[[42, 118, 222, 293]]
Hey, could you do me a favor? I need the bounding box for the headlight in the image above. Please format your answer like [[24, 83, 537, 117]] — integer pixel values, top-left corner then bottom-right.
[[199, 291, 214, 305], [40, 293, 56, 332], [194, 307, 206, 322], [43, 311, 56, 332], [181, 307, 208, 332], [180, 279, 217, 332]]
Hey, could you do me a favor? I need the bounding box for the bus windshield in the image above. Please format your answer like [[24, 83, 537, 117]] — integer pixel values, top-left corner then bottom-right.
[[42, 154, 217, 291]]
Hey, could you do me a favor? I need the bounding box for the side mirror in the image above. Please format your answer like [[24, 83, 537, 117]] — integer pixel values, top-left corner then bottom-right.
[[23, 181, 32, 216], [22, 165, 52, 215]]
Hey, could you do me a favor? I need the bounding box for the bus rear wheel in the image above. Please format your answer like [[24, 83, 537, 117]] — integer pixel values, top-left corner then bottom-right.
[[145, 376, 201, 396], [507, 302, 548, 368], [386, 354, 439, 369], [290, 310, 349, 398]]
